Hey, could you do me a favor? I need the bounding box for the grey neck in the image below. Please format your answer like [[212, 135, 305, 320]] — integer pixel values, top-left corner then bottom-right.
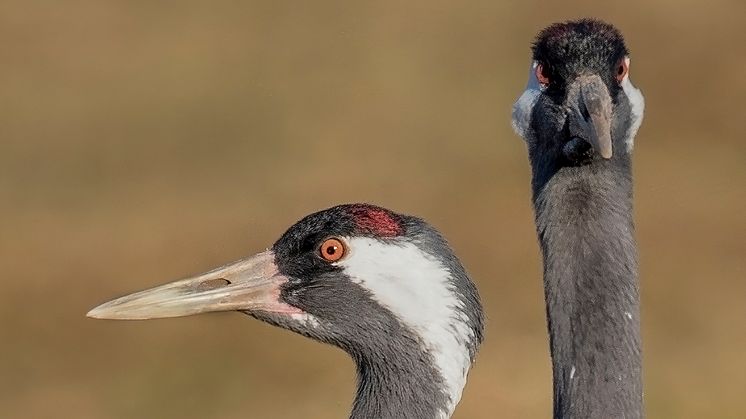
[[531, 156, 643, 419], [347, 342, 449, 419]]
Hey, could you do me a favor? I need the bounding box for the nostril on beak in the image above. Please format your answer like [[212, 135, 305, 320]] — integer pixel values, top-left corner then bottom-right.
[[196, 278, 231, 291], [579, 99, 591, 122]]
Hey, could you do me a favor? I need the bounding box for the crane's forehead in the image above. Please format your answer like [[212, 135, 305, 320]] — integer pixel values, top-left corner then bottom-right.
[[532, 19, 628, 68], [345, 205, 403, 237], [273, 204, 405, 252]]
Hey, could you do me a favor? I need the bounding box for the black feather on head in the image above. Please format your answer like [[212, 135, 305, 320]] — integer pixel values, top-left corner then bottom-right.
[[532, 19, 629, 89]]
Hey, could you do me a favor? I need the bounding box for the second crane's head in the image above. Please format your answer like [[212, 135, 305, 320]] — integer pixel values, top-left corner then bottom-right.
[[88, 204, 484, 408], [512, 19, 644, 166]]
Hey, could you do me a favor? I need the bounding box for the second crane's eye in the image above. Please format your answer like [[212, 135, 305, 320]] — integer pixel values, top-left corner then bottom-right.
[[319, 238, 346, 262], [616, 58, 629, 82], [536, 63, 551, 86]]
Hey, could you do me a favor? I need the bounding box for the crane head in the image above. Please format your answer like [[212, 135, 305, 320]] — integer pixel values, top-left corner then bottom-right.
[[512, 19, 644, 166], [87, 204, 484, 414]]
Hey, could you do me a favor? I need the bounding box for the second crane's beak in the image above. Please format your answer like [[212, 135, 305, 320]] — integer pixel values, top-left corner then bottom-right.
[[567, 74, 614, 159], [87, 251, 299, 320]]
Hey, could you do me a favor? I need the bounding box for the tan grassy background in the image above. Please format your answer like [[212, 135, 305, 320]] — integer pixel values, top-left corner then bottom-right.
[[1, 1, 744, 418]]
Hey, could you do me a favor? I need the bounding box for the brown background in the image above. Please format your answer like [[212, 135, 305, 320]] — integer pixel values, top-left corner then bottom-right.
[[1, 1, 744, 418]]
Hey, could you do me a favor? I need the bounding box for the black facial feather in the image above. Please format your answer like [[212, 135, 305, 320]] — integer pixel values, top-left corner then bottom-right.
[[532, 19, 629, 95], [521, 19, 638, 170], [271, 203, 401, 280]]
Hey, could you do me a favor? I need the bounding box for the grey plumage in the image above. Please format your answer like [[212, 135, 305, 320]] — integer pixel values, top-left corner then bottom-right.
[[250, 283, 451, 419], [514, 19, 645, 419]]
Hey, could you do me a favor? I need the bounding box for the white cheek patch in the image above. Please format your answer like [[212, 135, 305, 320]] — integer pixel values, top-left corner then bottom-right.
[[511, 60, 543, 140], [337, 237, 474, 418], [621, 57, 645, 152]]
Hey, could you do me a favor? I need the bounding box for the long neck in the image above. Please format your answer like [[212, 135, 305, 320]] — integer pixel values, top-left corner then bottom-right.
[[531, 157, 643, 419], [349, 344, 451, 419]]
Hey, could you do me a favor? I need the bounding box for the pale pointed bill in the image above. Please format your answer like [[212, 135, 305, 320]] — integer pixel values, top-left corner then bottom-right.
[[87, 251, 300, 320]]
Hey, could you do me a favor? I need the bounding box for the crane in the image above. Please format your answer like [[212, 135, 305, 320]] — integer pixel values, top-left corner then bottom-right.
[[512, 19, 645, 419], [89, 203, 484, 419]]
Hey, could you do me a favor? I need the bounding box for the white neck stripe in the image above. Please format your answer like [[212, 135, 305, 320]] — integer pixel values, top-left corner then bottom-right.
[[336, 237, 474, 418]]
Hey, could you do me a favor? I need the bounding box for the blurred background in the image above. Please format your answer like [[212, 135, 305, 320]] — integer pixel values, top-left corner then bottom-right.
[[1, 1, 743, 418]]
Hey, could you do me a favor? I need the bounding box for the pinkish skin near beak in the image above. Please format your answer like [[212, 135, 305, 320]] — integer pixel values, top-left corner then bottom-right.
[[87, 250, 301, 320]]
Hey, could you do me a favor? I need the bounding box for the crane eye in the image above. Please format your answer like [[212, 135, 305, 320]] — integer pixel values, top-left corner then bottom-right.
[[319, 238, 346, 262], [616, 59, 629, 82], [535, 63, 550, 86]]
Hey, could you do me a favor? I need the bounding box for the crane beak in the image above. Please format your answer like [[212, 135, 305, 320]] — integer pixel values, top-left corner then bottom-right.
[[87, 250, 299, 320], [567, 74, 614, 159]]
